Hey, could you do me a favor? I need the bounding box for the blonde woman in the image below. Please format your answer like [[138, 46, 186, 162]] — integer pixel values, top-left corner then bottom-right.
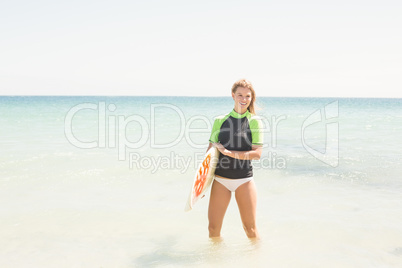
[[207, 79, 263, 239]]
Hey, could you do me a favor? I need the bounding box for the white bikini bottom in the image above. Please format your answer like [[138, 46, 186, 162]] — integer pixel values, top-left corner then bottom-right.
[[214, 176, 253, 192]]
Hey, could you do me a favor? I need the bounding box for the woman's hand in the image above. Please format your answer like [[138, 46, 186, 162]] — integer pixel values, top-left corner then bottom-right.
[[213, 143, 231, 156], [213, 143, 263, 160]]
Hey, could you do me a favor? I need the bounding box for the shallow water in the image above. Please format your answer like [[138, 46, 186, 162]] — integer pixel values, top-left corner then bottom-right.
[[1, 96, 401, 267]]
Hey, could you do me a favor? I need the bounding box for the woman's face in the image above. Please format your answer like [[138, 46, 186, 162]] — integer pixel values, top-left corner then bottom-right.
[[232, 87, 252, 112]]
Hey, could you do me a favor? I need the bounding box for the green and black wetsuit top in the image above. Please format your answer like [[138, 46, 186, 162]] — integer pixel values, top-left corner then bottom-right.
[[209, 109, 264, 179]]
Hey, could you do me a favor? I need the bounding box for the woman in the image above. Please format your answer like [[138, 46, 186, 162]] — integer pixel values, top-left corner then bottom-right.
[[207, 79, 263, 239]]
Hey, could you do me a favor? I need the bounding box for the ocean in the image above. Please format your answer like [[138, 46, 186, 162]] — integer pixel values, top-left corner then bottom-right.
[[0, 96, 401, 267]]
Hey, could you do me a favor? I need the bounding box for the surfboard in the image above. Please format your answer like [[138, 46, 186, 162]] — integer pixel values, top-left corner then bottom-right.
[[184, 147, 219, 211]]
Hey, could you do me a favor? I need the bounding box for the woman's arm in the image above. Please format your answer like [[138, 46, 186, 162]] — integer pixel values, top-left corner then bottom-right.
[[213, 143, 263, 160], [206, 142, 213, 153]]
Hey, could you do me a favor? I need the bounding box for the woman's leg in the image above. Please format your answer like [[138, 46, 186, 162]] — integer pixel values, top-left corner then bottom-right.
[[235, 180, 259, 239], [208, 180, 232, 238]]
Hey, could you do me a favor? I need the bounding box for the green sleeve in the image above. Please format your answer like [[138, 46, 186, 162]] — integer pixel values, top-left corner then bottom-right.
[[209, 117, 223, 143], [249, 117, 264, 146]]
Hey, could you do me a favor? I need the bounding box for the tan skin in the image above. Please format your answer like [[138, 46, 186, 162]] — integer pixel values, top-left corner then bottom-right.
[[207, 87, 262, 240]]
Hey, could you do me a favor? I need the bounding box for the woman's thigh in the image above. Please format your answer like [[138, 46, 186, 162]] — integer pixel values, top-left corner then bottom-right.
[[208, 180, 232, 226], [234, 180, 257, 226]]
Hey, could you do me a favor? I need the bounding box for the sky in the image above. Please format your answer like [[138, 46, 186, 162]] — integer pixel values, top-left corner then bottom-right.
[[0, 0, 401, 97]]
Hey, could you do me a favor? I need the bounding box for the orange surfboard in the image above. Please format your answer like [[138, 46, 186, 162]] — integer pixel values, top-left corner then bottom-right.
[[185, 147, 219, 211]]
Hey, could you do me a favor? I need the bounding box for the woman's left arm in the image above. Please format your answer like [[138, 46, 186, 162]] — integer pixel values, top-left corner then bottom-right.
[[213, 143, 263, 160]]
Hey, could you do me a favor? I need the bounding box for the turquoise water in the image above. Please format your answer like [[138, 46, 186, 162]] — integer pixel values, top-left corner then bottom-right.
[[1, 96, 402, 267]]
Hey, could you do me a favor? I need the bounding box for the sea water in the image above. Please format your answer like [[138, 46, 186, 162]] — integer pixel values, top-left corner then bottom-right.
[[0, 96, 401, 267]]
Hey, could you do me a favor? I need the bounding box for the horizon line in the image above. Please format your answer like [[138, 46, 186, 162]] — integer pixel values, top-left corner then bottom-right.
[[0, 95, 401, 100]]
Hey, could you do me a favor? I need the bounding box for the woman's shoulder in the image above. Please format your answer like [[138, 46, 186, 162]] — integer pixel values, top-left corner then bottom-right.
[[247, 112, 262, 121], [213, 112, 232, 122], [248, 113, 263, 127]]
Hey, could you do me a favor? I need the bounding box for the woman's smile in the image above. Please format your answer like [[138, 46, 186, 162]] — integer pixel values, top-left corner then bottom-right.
[[233, 86, 252, 113]]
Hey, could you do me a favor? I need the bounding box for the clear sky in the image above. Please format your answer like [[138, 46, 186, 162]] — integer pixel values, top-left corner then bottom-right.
[[0, 0, 401, 97]]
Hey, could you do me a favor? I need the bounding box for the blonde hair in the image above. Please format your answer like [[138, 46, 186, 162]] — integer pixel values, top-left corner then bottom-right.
[[231, 79, 257, 114]]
